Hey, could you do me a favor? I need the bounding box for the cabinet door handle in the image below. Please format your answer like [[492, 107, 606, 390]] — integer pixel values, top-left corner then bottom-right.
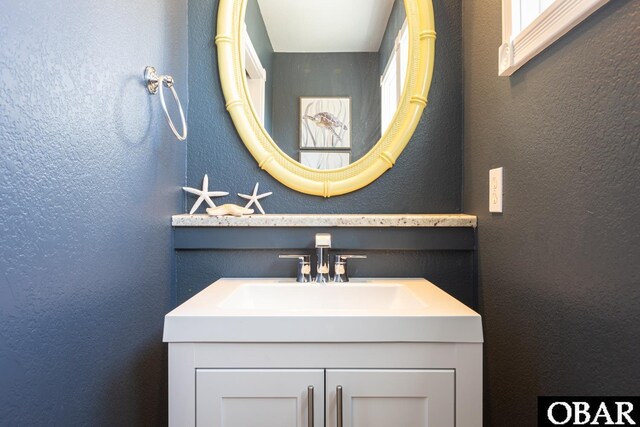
[[336, 385, 343, 427], [308, 385, 314, 427]]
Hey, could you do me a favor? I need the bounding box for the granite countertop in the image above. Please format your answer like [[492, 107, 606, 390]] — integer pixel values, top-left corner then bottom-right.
[[172, 214, 477, 228]]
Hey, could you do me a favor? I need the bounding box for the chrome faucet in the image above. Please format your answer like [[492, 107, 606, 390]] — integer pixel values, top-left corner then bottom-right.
[[315, 233, 331, 283], [278, 254, 312, 283], [332, 254, 367, 282], [280, 234, 367, 283]]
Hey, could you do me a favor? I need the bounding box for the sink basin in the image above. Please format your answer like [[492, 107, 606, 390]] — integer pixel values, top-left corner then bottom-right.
[[218, 281, 427, 312], [163, 278, 483, 343]]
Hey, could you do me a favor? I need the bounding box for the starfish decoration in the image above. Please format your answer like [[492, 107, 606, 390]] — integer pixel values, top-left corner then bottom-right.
[[182, 174, 228, 214], [238, 182, 272, 215]]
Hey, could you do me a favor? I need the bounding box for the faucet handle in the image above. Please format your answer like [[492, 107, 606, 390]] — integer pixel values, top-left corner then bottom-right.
[[278, 254, 312, 283], [315, 233, 331, 248], [333, 254, 367, 283], [335, 254, 367, 263]]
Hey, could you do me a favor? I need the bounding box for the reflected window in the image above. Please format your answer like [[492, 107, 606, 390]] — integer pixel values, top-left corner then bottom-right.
[[380, 20, 408, 132], [243, 27, 267, 125]]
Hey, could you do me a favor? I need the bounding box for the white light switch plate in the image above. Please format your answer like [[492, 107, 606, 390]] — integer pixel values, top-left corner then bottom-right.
[[489, 167, 503, 213]]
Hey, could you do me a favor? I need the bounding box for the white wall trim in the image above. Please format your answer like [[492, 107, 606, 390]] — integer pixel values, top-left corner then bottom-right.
[[499, 0, 610, 76], [242, 26, 266, 124], [243, 26, 267, 81]]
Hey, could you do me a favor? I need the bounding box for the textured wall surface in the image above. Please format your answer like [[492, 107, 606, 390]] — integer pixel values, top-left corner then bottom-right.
[[462, 1, 640, 425], [0, 0, 187, 425], [187, 0, 462, 213], [272, 53, 381, 162]]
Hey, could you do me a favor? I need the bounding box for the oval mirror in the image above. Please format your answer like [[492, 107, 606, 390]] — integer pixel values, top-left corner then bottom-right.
[[216, 0, 435, 197]]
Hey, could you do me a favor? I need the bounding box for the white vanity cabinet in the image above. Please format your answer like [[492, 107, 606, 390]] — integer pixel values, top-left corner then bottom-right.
[[196, 369, 324, 427], [326, 369, 455, 427], [193, 367, 454, 427], [168, 342, 480, 427], [164, 279, 483, 426]]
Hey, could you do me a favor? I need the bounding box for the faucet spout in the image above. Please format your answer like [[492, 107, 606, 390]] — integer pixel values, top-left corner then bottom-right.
[[315, 233, 331, 283]]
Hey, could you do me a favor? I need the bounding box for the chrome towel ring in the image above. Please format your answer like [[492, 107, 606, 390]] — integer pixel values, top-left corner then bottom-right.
[[144, 66, 187, 141]]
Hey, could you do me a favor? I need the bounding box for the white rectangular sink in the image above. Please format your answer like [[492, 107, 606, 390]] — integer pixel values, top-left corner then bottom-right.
[[163, 278, 483, 343], [218, 281, 428, 312]]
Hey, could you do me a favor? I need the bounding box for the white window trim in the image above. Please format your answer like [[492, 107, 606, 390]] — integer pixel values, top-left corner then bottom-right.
[[380, 19, 409, 132], [380, 57, 398, 133], [499, 0, 610, 76], [242, 25, 267, 125]]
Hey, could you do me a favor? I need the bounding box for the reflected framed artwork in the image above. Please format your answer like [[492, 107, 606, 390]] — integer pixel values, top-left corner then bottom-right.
[[300, 97, 351, 149], [300, 151, 350, 170]]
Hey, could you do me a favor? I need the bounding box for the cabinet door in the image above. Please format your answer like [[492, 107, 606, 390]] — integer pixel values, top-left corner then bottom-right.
[[196, 369, 324, 427], [326, 369, 454, 427]]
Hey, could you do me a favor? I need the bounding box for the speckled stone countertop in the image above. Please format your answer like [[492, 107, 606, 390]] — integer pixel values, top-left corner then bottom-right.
[[172, 214, 477, 228]]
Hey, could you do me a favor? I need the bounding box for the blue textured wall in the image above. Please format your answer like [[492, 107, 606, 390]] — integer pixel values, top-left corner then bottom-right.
[[187, 0, 462, 213], [0, 0, 187, 425], [463, 1, 640, 425]]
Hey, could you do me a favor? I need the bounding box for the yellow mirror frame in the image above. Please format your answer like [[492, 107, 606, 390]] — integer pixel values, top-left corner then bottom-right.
[[215, 0, 436, 197]]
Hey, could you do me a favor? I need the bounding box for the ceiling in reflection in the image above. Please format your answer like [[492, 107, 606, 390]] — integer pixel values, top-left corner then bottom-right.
[[256, 0, 395, 52]]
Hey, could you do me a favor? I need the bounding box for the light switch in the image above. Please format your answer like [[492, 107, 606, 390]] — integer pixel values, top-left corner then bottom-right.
[[489, 167, 503, 213]]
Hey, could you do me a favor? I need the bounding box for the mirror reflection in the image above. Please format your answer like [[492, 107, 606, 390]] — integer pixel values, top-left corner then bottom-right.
[[243, 0, 408, 170]]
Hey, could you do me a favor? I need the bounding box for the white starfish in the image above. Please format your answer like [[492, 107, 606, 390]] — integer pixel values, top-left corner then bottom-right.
[[182, 174, 228, 214], [238, 182, 272, 215]]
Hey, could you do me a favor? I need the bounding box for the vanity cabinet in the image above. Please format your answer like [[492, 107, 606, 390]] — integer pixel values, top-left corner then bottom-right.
[[325, 369, 454, 427], [164, 278, 483, 426], [196, 369, 324, 427], [194, 367, 454, 427], [168, 342, 480, 427]]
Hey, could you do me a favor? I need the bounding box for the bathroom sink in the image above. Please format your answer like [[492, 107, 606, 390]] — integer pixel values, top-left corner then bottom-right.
[[218, 281, 428, 312], [163, 278, 482, 343]]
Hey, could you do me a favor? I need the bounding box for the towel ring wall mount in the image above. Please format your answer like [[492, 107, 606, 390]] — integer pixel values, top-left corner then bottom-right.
[[145, 66, 187, 141]]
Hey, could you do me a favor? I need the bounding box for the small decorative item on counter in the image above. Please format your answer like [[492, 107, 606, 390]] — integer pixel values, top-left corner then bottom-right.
[[238, 182, 272, 215], [182, 174, 228, 214], [206, 204, 254, 217]]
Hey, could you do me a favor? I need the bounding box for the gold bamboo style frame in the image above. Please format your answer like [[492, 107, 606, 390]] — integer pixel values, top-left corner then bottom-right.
[[215, 0, 436, 197]]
